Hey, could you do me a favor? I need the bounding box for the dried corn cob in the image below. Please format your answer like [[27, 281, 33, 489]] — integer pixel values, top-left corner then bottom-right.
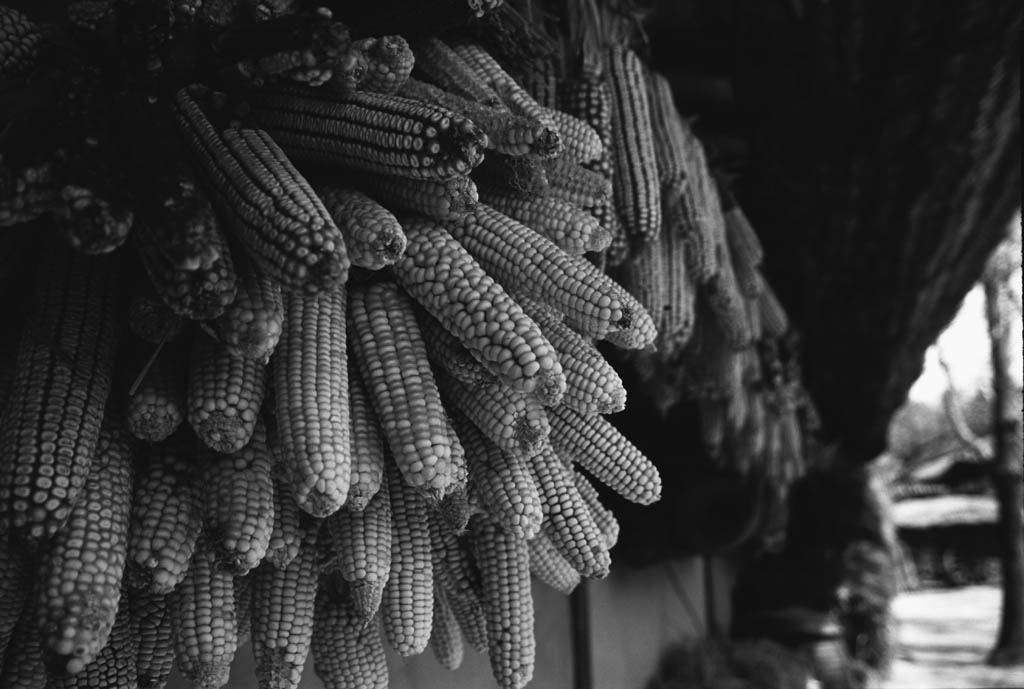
[[596, 201, 630, 267], [170, 541, 238, 689], [415, 308, 496, 388], [472, 153, 549, 198], [430, 584, 464, 670], [346, 355, 386, 511], [667, 124, 724, 284], [53, 182, 134, 256], [607, 45, 661, 243], [515, 56, 557, 110], [543, 158, 612, 209], [439, 372, 550, 459], [348, 281, 453, 499], [251, 535, 318, 689], [559, 74, 614, 177], [317, 184, 407, 270], [429, 518, 487, 654], [325, 481, 392, 622], [355, 35, 415, 95], [438, 410, 470, 533], [274, 284, 350, 517], [471, 514, 534, 689], [235, 573, 253, 646], [527, 442, 609, 579], [704, 242, 753, 350], [174, 85, 348, 292], [126, 342, 187, 443], [38, 416, 134, 676], [131, 589, 175, 689], [0, 162, 57, 228], [479, 191, 612, 255], [572, 470, 620, 548], [544, 107, 604, 164], [311, 577, 389, 689], [0, 243, 119, 545], [50, 594, 137, 689], [0, 6, 43, 78], [656, 225, 699, 356], [128, 438, 204, 594], [203, 422, 275, 574], [759, 282, 790, 339], [451, 204, 655, 343], [128, 289, 185, 346], [645, 71, 689, 199], [454, 411, 543, 539], [728, 236, 764, 300], [0, 542, 30, 663], [266, 472, 305, 569], [410, 37, 503, 107], [188, 331, 267, 454], [527, 534, 580, 595], [394, 216, 565, 403], [352, 172, 478, 221], [214, 269, 284, 364], [0, 605, 47, 689], [382, 464, 434, 656], [245, 84, 488, 180]]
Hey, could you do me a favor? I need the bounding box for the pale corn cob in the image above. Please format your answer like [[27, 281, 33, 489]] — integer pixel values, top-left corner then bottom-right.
[[170, 541, 238, 689], [0, 542, 30, 663], [353, 172, 478, 221], [355, 35, 415, 95], [348, 281, 453, 499], [126, 342, 187, 443], [645, 71, 688, 199], [203, 422, 275, 575], [37, 416, 134, 676], [607, 45, 661, 243], [382, 464, 434, 656], [704, 241, 753, 350], [454, 410, 543, 539], [410, 37, 504, 107], [0, 6, 42, 78], [572, 470, 620, 548], [0, 606, 47, 689], [415, 307, 496, 388], [430, 584, 464, 670], [188, 331, 267, 454], [548, 404, 661, 505], [526, 442, 609, 579], [759, 282, 790, 338], [311, 578, 389, 689], [214, 269, 285, 364], [127, 292, 185, 345], [544, 107, 604, 164], [265, 473, 305, 569], [472, 154, 549, 198], [527, 535, 580, 595], [478, 191, 612, 255], [318, 184, 407, 271], [346, 355, 386, 511], [274, 284, 350, 517], [131, 589, 175, 689], [543, 158, 612, 209], [245, 85, 488, 180], [49, 593, 137, 689], [174, 85, 348, 292], [0, 243, 119, 545], [471, 514, 534, 689], [429, 518, 488, 654], [515, 294, 627, 415], [393, 216, 565, 403], [439, 372, 550, 458], [325, 482, 392, 622], [128, 438, 204, 594], [451, 204, 655, 343], [251, 536, 319, 689], [668, 124, 724, 284]]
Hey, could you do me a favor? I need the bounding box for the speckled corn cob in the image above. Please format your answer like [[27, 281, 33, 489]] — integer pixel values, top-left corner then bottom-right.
[[410, 37, 503, 107], [393, 216, 565, 403], [526, 442, 609, 579], [453, 410, 542, 539], [355, 34, 415, 95], [174, 85, 348, 292], [346, 355, 386, 511], [667, 124, 724, 284], [572, 470, 620, 548], [429, 517, 488, 654], [245, 85, 488, 180], [38, 416, 134, 676], [311, 577, 389, 689], [126, 342, 187, 443], [646, 71, 689, 200], [130, 589, 175, 689], [471, 514, 534, 689], [543, 158, 612, 210], [352, 172, 478, 221], [188, 331, 267, 454], [479, 191, 612, 255], [325, 482, 392, 622], [0, 243, 119, 546], [560, 74, 614, 177], [526, 535, 579, 595], [127, 291, 185, 345], [170, 541, 238, 689], [318, 184, 407, 270], [439, 372, 550, 459], [382, 463, 434, 656], [348, 281, 453, 500], [128, 438, 204, 594], [430, 583, 465, 670], [203, 422, 275, 575], [450, 204, 655, 343], [265, 472, 305, 569], [252, 536, 319, 689], [214, 269, 285, 364], [49, 593, 137, 688], [274, 284, 351, 516], [516, 294, 627, 415]]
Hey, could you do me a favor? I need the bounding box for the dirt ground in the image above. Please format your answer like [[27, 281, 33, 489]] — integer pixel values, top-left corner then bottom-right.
[[881, 585, 1024, 688]]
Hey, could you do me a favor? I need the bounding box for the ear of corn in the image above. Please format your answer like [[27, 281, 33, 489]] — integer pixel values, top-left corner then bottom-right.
[[437, 410, 471, 534], [655, 224, 699, 357], [571, 470, 620, 549], [595, 201, 630, 267], [542, 158, 612, 210], [49, 591, 138, 688], [0, 604, 47, 689], [234, 572, 253, 647], [759, 282, 790, 339], [0, 162, 57, 228], [356, 34, 415, 95], [325, 481, 392, 622], [478, 191, 612, 255], [430, 583, 465, 670], [543, 107, 604, 165], [311, 577, 389, 689], [188, 331, 268, 454], [428, 517, 488, 654], [317, 184, 408, 271], [645, 71, 689, 201], [472, 154, 549, 198], [129, 589, 175, 689], [0, 541, 31, 664], [393, 216, 565, 404], [703, 240, 754, 351], [382, 463, 434, 656], [526, 534, 579, 595], [214, 269, 285, 364], [274, 284, 351, 517], [470, 514, 534, 689], [348, 281, 453, 501], [170, 540, 238, 689], [38, 414, 134, 676], [414, 306, 496, 388], [265, 472, 305, 570], [251, 535, 319, 689], [0, 242, 119, 546], [410, 37, 504, 107], [125, 340, 187, 443], [53, 182, 135, 257], [559, 74, 614, 180], [349, 172, 479, 221], [127, 291, 185, 345], [0, 6, 42, 79], [346, 354, 386, 511]]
